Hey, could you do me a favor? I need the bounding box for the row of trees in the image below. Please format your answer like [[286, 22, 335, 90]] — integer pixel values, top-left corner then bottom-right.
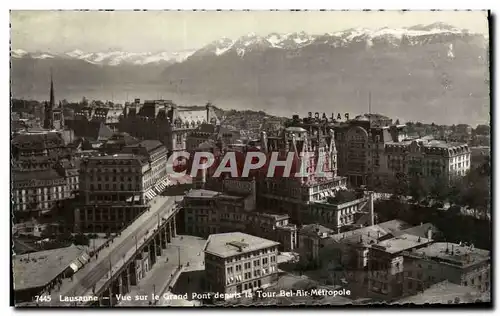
[[386, 157, 491, 220]]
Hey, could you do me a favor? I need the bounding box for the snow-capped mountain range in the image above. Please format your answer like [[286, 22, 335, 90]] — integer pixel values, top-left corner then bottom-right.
[[10, 48, 195, 66], [11, 23, 487, 66]]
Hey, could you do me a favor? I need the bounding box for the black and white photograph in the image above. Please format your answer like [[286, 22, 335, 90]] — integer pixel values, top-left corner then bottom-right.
[[9, 10, 491, 308]]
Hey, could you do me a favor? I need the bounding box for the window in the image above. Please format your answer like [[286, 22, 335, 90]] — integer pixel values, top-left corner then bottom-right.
[[227, 267, 233, 274], [271, 256, 276, 263], [236, 265, 242, 272], [263, 258, 268, 265], [254, 260, 260, 267]]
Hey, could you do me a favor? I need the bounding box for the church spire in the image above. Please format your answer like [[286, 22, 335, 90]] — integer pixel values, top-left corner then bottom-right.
[[50, 68, 55, 108]]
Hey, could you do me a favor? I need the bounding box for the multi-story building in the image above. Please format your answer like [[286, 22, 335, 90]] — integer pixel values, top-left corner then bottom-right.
[[402, 242, 490, 296], [74, 106, 123, 128], [286, 114, 406, 188], [11, 131, 69, 161], [367, 234, 433, 300], [75, 141, 169, 232], [305, 193, 372, 233], [99, 132, 140, 155], [12, 169, 74, 219], [297, 220, 437, 297], [204, 232, 280, 296], [385, 138, 471, 183], [286, 113, 471, 189], [119, 99, 218, 155], [258, 123, 348, 225], [182, 178, 298, 251], [186, 123, 239, 152]]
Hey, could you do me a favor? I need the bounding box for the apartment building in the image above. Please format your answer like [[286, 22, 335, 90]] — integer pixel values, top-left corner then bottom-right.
[[385, 138, 471, 183], [402, 242, 490, 296], [75, 141, 169, 232], [204, 232, 280, 296], [367, 234, 433, 300]]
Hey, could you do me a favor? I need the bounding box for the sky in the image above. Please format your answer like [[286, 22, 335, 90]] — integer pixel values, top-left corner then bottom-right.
[[10, 10, 489, 53]]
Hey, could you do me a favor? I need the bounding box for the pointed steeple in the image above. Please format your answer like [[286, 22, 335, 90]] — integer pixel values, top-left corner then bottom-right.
[[50, 68, 55, 108]]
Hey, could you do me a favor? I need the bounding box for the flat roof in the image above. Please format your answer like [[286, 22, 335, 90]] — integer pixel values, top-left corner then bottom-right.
[[13, 245, 88, 291], [395, 281, 485, 305], [204, 232, 280, 258], [408, 242, 490, 267], [372, 234, 431, 254], [185, 189, 220, 199]]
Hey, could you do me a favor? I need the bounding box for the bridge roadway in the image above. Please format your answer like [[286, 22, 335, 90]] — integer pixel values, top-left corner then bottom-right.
[[42, 195, 182, 306]]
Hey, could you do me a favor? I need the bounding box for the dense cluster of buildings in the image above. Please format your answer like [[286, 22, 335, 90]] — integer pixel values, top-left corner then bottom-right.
[[11, 73, 488, 305], [297, 219, 490, 302]]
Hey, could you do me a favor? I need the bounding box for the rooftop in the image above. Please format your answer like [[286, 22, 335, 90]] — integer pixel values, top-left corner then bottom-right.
[[395, 281, 486, 305], [123, 140, 164, 153], [13, 169, 63, 182], [372, 234, 431, 254], [300, 224, 335, 238], [393, 223, 438, 239], [204, 232, 280, 258], [407, 242, 490, 267], [185, 189, 220, 199], [13, 245, 88, 291], [329, 220, 411, 247]]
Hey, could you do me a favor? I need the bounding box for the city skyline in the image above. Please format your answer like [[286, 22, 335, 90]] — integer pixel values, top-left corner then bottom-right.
[[11, 10, 489, 53]]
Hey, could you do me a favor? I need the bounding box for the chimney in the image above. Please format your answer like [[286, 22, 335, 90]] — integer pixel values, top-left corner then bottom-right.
[[427, 227, 433, 240], [369, 192, 375, 226]]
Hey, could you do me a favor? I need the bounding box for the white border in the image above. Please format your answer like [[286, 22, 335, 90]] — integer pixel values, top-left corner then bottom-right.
[[2, 2, 498, 316]]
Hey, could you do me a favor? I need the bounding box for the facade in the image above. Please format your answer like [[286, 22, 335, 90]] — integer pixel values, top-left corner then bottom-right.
[[297, 220, 438, 297], [284, 114, 471, 189], [75, 141, 169, 232], [367, 234, 433, 300], [306, 194, 372, 233], [12, 169, 74, 217], [385, 139, 471, 183], [186, 123, 240, 153], [11, 131, 69, 161], [204, 232, 280, 296], [119, 99, 218, 154], [258, 123, 348, 225], [402, 242, 491, 297], [182, 179, 297, 251]]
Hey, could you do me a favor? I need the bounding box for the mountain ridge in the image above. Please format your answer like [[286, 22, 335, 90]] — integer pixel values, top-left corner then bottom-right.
[[10, 23, 490, 126]]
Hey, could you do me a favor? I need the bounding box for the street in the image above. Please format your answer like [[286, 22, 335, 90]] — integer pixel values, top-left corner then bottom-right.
[[43, 195, 181, 306], [119, 235, 206, 307]]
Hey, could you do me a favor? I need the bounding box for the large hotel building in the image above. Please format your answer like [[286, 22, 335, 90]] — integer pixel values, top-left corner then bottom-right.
[[75, 140, 169, 232], [284, 114, 471, 189], [204, 232, 280, 296]]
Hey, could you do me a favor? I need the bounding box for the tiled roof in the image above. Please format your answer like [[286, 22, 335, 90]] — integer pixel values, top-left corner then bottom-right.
[[67, 120, 114, 141], [11, 132, 65, 150]]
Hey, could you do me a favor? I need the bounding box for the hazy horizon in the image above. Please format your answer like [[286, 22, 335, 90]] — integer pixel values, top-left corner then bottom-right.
[[11, 10, 489, 53]]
